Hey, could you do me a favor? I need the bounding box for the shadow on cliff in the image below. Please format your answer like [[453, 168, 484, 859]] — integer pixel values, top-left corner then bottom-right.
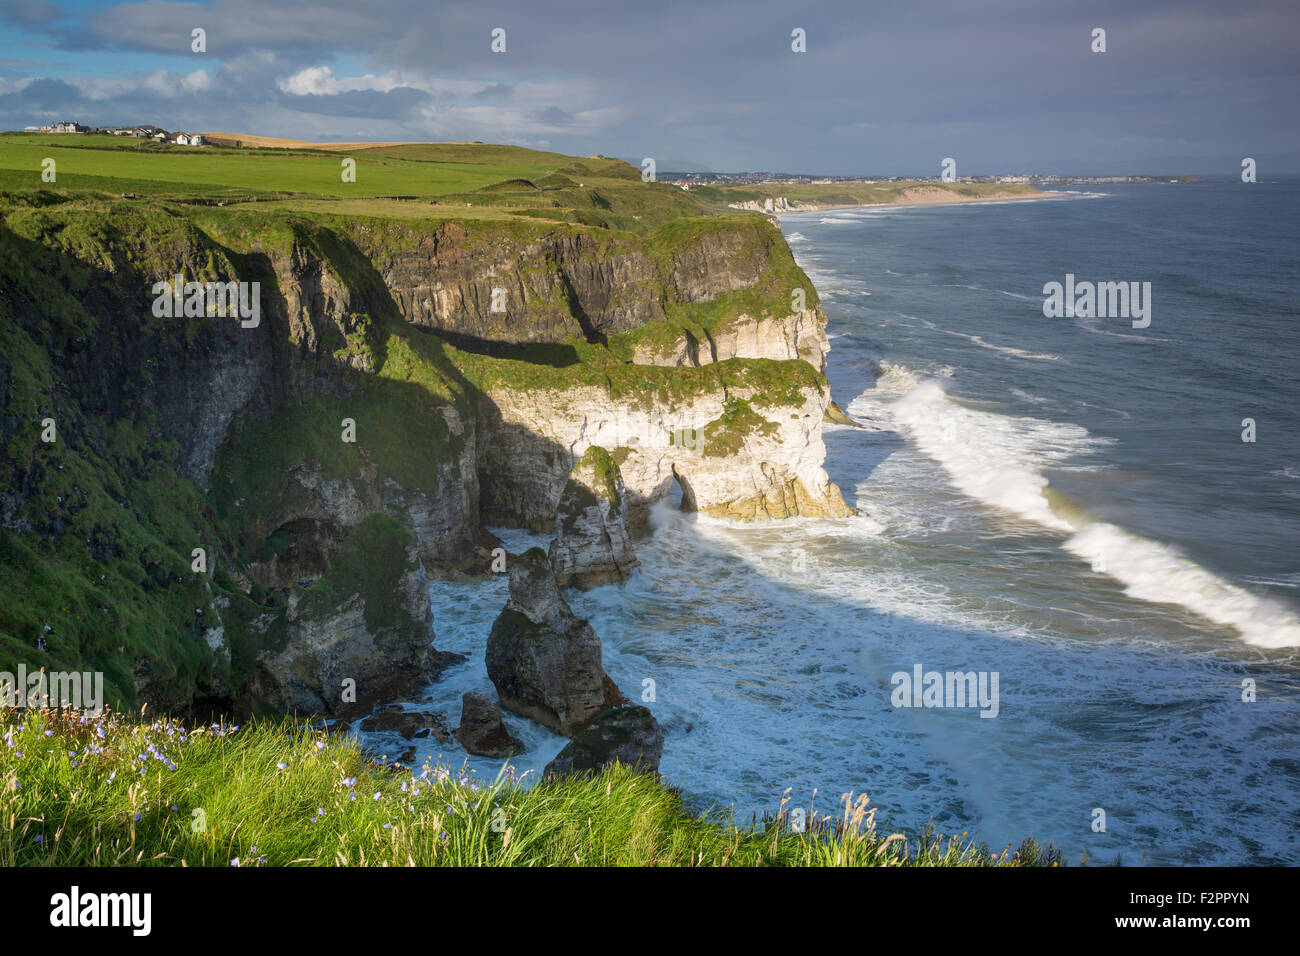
[[424, 328, 584, 368]]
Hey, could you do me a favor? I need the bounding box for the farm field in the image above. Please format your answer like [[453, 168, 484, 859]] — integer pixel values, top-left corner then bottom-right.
[[0, 134, 571, 199]]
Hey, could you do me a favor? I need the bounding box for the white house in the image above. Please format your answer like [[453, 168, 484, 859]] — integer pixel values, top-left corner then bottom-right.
[[174, 132, 205, 146]]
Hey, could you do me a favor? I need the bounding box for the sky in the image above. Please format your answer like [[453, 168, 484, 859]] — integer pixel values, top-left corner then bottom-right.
[[1, 0, 1297, 175]]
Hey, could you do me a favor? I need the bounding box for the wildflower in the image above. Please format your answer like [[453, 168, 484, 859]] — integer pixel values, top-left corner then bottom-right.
[[373, 792, 381, 801], [316, 741, 326, 751], [276, 762, 288, 771], [231, 858, 240, 867], [133, 812, 141, 822]]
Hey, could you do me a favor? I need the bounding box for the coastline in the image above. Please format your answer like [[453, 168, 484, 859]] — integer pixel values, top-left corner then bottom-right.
[[771, 189, 1071, 217]]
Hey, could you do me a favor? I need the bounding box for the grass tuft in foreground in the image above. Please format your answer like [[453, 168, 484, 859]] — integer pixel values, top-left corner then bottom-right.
[[1, 707, 1059, 866]]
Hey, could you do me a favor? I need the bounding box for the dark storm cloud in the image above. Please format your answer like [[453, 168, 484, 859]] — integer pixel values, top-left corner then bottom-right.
[[4, 0, 1298, 173], [0, 0, 61, 25]]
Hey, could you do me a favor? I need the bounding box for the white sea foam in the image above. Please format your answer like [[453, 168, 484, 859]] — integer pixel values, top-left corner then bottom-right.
[[1061, 525, 1300, 648], [939, 328, 1062, 361], [882, 374, 1300, 647]]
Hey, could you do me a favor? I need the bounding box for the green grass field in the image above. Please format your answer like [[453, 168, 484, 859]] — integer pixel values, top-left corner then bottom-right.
[[0, 707, 1060, 866], [0, 133, 729, 229], [0, 135, 571, 198]]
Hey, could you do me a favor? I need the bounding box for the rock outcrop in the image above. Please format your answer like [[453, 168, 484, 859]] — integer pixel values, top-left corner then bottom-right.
[[479, 376, 853, 531], [485, 548, 623, 736], [361, 704, 452, 742], [253, 515, 439, 716], [543, 705, 664, 779], [549, 446, 639, 589], [454, 692, 524, 758]]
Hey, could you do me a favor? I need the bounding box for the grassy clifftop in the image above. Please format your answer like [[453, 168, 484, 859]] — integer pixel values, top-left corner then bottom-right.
[[0, 707, 1060, 867]]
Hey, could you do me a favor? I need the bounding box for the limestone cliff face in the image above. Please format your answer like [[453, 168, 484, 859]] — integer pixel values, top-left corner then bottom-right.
[[478, 379, 851, 531], [727, 197, 793, 214], [343, 216, 780, 346], [631, 307, 831, 373]]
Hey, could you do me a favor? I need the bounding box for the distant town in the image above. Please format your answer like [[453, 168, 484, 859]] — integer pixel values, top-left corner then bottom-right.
[[661, 171, 1196, 188], [21, 121, 208, 146]]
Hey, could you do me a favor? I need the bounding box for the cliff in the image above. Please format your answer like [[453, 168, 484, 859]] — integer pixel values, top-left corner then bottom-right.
[[0, 183, 848, 718]]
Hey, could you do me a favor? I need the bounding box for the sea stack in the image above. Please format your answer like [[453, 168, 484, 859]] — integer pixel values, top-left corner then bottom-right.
[[549, 446, 639, 589], [485, 548, 624, 736]]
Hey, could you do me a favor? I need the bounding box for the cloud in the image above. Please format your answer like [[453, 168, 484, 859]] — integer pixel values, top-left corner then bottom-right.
[[0, 0, 1295, 171], [0, 0, 60, 26], [279, 66, 407, 97]]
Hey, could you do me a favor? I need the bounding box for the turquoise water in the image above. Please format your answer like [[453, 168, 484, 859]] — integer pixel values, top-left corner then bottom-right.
[[404, 184, 1300, 866]]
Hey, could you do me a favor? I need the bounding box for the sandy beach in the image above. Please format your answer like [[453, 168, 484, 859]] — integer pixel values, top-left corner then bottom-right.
[[768, 186, 1071, 216]]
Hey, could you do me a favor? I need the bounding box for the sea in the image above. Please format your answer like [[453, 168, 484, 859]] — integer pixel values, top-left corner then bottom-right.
[[377, 181, 1300, 866]]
